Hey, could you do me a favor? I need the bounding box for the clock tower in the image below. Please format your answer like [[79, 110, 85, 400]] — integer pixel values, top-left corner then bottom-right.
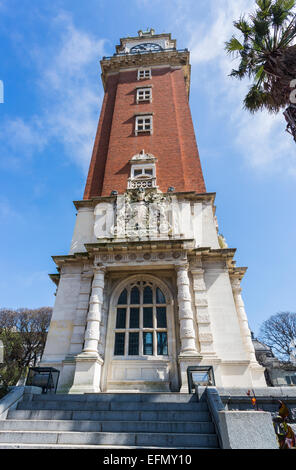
[[41, 29, 266, 393]]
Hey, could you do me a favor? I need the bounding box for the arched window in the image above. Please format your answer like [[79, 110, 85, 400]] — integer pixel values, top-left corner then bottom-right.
[[114, 280, 168, 357]]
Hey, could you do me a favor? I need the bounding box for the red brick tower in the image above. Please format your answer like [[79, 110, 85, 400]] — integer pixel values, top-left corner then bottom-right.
[[84, 29, 206, 199]]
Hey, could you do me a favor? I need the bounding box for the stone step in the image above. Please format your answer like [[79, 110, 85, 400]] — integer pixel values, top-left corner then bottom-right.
[[8, 409, 211, 422], [0, 431, 219, 448], [33, 393, 197, 403], [0, 419, 215, 434], [18, 400, 206, 412]]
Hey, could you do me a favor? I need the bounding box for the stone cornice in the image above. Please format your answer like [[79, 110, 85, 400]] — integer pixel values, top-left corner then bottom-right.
[[193, 247, 237, 257], [85, 238, 195, 253], [228, 266, 248, 281], [51, 243, 244, 272], [52, 239, 195, 267], [100, 50, 191, 96], [49, 273, 60, 286], [52, 252, 90, 266], [73, 192, 216, 210], [190, 247, 246, 272]]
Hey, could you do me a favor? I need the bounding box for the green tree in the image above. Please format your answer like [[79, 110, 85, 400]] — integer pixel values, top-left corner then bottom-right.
[[225, 0, 296, 141], [0, 307, 52, 391]]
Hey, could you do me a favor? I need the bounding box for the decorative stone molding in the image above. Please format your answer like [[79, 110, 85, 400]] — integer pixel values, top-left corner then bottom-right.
[[112, 191, 173, 239], [231, 276, 257, 363], [191, 268, 215, 356], [83, 265, 106, 355], [94, 248, 188, 267], [175, 264, 198, 356]]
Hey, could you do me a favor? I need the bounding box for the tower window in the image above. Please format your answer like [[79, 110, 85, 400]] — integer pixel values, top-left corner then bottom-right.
[[137, 68, 151, 80], [128, 161, 157, 190], [135, 115, 153, 135], [114, 280, 168, 357], [137, 88, 152, 103], [131, 165, 155, 179]]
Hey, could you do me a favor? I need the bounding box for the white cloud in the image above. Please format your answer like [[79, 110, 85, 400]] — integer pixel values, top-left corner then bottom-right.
[[2, 2, 294, 177], [0, 118, 47, 157], [235, 111, 295, 175], [36, 14, 106, 171], [175, 0, 296, 176], [1, 12, 106, 173]]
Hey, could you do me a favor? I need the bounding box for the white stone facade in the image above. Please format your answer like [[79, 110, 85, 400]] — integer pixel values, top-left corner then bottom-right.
[[41, 183, 266, 393]]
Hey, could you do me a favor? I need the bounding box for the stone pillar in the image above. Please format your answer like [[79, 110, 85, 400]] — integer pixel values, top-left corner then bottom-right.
[[176, 264, 198, 355], [231, 277, 257, 363], [176, 264, 201, 392], [83, 266, 106, 354], [69, 265, 106, 393], [191, 268, 215, 356]]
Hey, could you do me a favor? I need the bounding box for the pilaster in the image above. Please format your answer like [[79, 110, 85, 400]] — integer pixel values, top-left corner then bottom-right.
[[191, 267, 215, 356], [231, 276, 257, 364], [68, 270, 93, 355]]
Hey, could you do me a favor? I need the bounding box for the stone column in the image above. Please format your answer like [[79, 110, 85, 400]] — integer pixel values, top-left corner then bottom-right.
[[176, 264, 199, 355], [176, 264, 201, 392], [69, 265, 106, 393], [83, 266, 106, 354], [231, 277, 257, 363], [191, 268, 215, 356]]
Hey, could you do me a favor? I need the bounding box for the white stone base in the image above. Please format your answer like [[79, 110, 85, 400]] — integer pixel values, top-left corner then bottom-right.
[[69, 353, 103, 394], [106, 380, 170, 393], [104, 358, 172, 392], [249, 363, 267, 387]]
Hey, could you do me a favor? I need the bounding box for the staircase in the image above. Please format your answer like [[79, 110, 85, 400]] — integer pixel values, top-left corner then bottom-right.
[[0, 393, 219, 449]]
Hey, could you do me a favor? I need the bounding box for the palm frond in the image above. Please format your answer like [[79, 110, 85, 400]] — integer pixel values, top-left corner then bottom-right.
[[226, 0, 296, 123], [225, 36, 244, 54], [256, 0, 272, 11], [244, 85, 269, 112], [233, 16, 253, 36]]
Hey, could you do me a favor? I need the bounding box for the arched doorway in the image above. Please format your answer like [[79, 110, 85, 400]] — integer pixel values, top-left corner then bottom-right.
[[102, 274, 178, 392]]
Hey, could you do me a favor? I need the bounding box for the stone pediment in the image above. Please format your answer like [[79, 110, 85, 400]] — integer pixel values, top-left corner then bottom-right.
[[129, 149, 157, 164]]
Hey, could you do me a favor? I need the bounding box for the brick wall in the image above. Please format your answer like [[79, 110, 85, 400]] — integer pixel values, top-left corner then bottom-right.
[[83, 66, 206, 199]]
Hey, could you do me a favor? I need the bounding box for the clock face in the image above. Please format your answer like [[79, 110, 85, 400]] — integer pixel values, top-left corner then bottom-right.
[[130, 43, 163, 53]]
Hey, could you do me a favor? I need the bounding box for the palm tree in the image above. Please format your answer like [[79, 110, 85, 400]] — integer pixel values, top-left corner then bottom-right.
[[225, 0, 296, 142]]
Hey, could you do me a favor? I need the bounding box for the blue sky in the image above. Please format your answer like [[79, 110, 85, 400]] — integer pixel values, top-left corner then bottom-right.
[[0, 0, 295, 336]]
